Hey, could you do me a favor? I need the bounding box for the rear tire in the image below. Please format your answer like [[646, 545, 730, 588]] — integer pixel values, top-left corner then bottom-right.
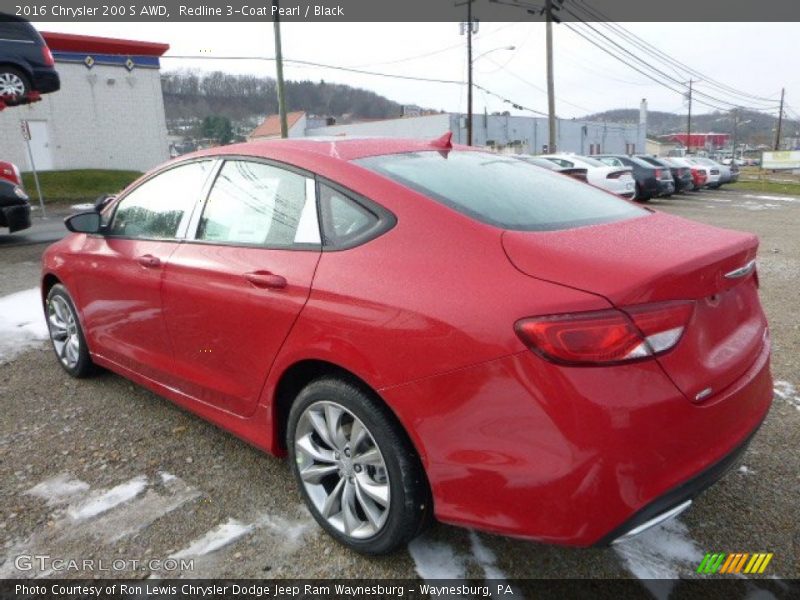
[[634, 183, 650, 203], [0, 67, 30, 104], [287, 377, 432, 554], [45, 284, 95, 378]]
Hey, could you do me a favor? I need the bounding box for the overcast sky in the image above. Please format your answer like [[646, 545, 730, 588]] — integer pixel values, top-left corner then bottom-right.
[[36, 21, 800, 121]]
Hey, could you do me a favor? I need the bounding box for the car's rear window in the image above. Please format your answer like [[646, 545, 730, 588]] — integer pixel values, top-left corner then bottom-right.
[[355, 151, 647, 232]]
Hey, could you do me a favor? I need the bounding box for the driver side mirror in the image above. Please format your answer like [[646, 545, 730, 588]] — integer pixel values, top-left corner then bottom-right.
[[65, 211, 101, 234]]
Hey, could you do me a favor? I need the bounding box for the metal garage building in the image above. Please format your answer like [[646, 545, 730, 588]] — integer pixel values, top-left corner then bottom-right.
[[0, 32, 170, 172], [305, 111, 646, 156]]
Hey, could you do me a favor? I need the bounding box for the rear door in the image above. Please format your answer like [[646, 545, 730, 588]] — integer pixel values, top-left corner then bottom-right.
[[161, 159, 322, 417], [75, 160, 214, 382]]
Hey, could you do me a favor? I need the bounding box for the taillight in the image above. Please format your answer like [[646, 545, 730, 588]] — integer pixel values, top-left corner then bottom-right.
[[654, 168, 663, 178], [12, 163, 21, 186], [515, 301, 694, 366], [42, 46, 55, 67]]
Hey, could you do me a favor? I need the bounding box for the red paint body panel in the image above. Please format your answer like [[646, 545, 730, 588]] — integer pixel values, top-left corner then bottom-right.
[[161, 243, 320, 417], [382, 338, 771, 544], [41, 138, 773, 546]]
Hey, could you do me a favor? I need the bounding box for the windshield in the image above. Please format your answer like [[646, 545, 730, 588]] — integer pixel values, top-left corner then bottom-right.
[[355, 151, 647, 232]]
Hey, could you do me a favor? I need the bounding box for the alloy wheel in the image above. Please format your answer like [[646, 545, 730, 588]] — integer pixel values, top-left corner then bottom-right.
[[48, 295, 81, 370], [294, 401, 390, 539], [0, 72, 25, 98]]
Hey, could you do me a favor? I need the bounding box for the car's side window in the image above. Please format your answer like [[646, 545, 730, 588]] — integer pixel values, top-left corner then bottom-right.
[[600, 157, 621, 167], [0, 22, 34, 42], [318, 183, 381, 249], [108, 161, 212, 239], [197, 160, 320, 247]]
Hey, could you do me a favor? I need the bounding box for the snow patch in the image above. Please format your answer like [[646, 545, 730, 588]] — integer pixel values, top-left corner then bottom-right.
[[170, 518, 254, 559], [739, 465, 755, 475], [70, 203, 96, 211], [0, 288, 49, 362], [159, 471, 177, 483], [741, 194, 800, 203], [408, 535, 467, 580], [614, 518, 703, 598], [774, 381, 800, 411], [67, 475, 148, 521], [468, 531, 506, 580], [26, 473, 90, 505]]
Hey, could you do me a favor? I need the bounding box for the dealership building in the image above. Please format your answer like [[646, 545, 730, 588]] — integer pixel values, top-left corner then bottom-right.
[[0, 32, 170, 173]]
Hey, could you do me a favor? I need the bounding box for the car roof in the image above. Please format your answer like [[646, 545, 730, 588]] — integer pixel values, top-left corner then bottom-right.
[[186, 137, 474, 163]]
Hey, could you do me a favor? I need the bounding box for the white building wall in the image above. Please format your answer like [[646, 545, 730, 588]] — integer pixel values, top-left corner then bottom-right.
[[305, 112, 644, 156], [288, 113, 307, 138], [0, 61, 168, 172]]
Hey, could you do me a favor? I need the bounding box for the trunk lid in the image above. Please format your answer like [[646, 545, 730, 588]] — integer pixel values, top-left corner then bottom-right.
[[502, 211, 767, 401]]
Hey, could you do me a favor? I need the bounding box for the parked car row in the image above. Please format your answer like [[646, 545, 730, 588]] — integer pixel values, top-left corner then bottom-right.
[[527, 152, 738, 202]]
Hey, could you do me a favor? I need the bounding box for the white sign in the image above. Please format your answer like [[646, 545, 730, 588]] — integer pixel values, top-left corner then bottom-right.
[[20, 120, 30, 141], [762, 150, 800, 170]]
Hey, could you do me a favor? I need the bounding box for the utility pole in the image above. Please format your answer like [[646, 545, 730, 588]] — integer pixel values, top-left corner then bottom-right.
[[467, 0, 473, 146], [272, 1, 288, 138], [730, 108, 739, 164], [686, 78, 693, 155], [545, 0, 556, 152], [774, 87, 785, 151]]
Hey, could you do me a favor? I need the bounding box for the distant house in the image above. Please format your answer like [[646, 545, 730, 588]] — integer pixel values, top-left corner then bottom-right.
[[663, 133, 730, 152], [248, 111, 306, 140]]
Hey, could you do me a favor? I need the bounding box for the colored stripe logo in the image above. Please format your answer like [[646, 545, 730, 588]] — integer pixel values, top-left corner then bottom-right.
[[697, 552, 773, 574]]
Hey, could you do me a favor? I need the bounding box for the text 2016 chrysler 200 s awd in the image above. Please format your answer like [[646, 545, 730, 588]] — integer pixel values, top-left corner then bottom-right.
[[41, 136, 772, 554]]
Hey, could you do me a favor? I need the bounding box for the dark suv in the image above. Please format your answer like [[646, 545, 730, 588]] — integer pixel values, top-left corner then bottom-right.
[[0, 15, 60, 104]]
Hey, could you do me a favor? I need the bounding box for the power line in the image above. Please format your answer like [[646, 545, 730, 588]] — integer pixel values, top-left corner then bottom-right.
[[563, 11, 778, 113], [573, 0, 782, 107], [162, 53, 552, 117], [563, 19, 781, 115], [484, 55, 593, 113]]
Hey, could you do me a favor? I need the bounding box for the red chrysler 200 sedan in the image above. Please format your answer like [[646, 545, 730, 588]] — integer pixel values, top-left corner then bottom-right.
[[41, 136, 772, 554]]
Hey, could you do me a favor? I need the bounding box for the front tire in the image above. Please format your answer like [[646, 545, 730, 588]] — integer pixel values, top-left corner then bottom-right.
[[287, 377, 431, 554], [46, 284, 95, 377]]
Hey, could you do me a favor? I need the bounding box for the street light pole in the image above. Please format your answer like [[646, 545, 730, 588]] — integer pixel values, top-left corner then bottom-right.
[[686, 78, 693, 155]]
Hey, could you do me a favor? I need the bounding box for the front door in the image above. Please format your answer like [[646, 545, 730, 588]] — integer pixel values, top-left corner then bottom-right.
[[161, 159, 322, 416], [74, 160, 214, 383]]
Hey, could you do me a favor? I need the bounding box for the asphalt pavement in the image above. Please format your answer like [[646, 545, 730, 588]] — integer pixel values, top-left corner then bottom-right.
[[0, 188, 798, 592]]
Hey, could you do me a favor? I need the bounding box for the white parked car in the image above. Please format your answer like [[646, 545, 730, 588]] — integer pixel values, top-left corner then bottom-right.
[[539, 154, 635, 198]]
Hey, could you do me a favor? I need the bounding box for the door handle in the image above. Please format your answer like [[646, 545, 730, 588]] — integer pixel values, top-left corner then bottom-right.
[[136, 254, 161, 268], [244, 271, 287, 290]]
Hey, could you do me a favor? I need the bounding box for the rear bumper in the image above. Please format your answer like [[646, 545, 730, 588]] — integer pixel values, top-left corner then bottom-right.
[[0, 203, 32, 233], [656, 180, 675, 196], [382, 336, 773, 546], [31, 68, 61, 94], [598, 414, 763, 545]]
